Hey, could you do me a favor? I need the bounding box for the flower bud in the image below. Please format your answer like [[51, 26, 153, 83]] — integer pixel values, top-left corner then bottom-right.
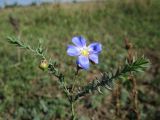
[[39, 59, 48, 71]]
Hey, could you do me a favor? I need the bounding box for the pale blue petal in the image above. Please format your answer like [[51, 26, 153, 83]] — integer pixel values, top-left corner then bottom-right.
[[67, 45, 80, 56], [72, 36, 86, 47], [77, 55, 89, 70], [88, 42, 102, 54], [89, 53, 98, 64]]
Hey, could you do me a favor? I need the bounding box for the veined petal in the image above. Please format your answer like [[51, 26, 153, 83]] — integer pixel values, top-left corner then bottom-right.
[[72, 36, 86, 47], [89, 53, 98, 64], [88, 42, 102, 54], [67, 45, 80, 56], [77, 55, 89, 70]]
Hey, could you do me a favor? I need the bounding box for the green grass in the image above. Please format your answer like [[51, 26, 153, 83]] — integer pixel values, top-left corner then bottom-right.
[[0, 0, 160, 120]]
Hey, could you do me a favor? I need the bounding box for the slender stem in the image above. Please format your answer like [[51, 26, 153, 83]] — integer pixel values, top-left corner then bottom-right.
[[71, 102, 76, 120], [72, 68, 79, 92], [115, 80, 121, 116], [70, 67, 79, 120]]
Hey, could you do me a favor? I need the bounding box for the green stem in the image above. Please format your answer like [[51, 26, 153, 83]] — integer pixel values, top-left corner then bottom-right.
[[70, 68, 79, 120], [71, 102, 76, 120], [71, 72, 78, 92], [71, 67, 79, 97]]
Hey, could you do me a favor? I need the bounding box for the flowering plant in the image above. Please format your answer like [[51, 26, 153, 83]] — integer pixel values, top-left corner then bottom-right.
[[67, 36, 102, 70], [8, 36, 149, 120]]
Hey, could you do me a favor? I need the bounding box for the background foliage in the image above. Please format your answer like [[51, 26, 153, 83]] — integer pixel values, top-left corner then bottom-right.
[[0, 0, 160, 119]]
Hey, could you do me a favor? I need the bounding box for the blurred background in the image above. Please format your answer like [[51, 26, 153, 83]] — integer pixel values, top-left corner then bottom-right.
[[0, 0, 91, 8], [0, 0, 160, 120]]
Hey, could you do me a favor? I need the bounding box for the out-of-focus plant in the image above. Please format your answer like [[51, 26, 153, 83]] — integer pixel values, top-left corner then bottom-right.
[[7, 36, 150, 120], [112, 37, 143, 120]]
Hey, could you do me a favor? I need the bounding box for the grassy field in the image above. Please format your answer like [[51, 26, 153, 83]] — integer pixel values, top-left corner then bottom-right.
[[0, 0, 160, 120]]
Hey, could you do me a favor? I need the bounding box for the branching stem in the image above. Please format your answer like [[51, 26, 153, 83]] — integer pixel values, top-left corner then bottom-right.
[[7, 36, 150, 120]]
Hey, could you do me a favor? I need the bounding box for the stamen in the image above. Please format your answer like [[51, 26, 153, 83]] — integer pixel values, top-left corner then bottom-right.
[[81, 49, 89, 56]]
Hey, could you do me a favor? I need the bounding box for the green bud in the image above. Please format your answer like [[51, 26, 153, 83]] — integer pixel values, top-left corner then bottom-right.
[[39, 59, 48, 71]]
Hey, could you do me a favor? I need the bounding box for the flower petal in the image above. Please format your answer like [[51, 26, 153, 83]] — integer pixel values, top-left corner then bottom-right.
[[77, 55, 89, 70], [89, 53, 99, 64], [88, 42, 102, 54], [72, 36, 86, 47], [67, 45, 80, 56]]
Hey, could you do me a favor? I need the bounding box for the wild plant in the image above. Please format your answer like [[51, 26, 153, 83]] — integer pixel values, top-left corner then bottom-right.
[[8, 36, 150, 120]]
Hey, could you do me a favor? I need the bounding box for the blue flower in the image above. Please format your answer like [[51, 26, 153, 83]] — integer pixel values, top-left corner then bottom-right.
[[67, 36, 102, 70]]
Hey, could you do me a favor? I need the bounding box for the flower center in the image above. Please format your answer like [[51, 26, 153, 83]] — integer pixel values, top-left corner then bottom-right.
[[81, 49, 89, 56]]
